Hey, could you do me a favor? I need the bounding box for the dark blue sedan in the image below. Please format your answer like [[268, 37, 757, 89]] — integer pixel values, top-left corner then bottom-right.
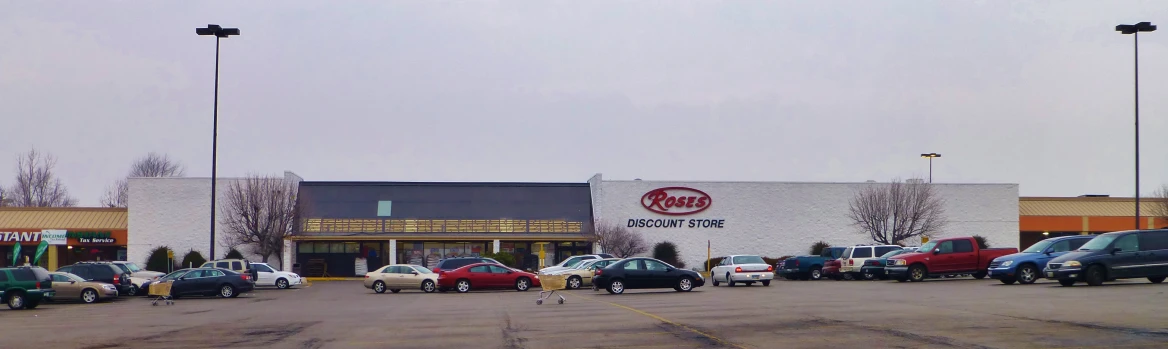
[[141, 268, 255, 298]]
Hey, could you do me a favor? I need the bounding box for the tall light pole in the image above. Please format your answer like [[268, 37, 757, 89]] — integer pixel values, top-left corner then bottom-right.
[[196, 24, 240, 258], [920, 153, 941, 183], [1116, 22, 1155, 230]]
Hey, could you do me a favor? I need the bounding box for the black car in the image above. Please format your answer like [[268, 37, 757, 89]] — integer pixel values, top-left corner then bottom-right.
[[432, 257, 503, 273], [57, 262, 135, 296], [1046, 229, 1168, 286], [592, 257, 705, 294], [141, 268, 255, 298]]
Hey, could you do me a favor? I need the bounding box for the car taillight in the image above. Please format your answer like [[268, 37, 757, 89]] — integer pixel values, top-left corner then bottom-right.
[[364, 274, 370, 278], [735, 267, 742, 273], [595, 269, 602, 276], [35, 282, 40, 289], [241, 274, 250, 280], [767, 265, 774, 272], [114, 274, 121, 284], [432, 268, 441, 273], [848, 259, 854, 266], [794, 260, 800, 267]]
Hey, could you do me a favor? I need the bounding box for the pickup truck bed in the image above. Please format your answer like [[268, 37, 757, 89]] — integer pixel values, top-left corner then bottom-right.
[[885, 237, 1019, 282]]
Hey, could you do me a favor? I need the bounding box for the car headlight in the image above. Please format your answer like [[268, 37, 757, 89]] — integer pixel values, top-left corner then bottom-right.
[[1000, 261, 1013, 267], [893, 260, 907, 266], [1063, 261, 1082, 268]]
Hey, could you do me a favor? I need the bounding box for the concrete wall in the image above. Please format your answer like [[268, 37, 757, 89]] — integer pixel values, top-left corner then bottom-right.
[[589, 174, 1019, 270], [128, 172, 302, 271]]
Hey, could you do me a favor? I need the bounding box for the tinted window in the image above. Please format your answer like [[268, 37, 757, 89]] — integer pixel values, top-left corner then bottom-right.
[[732, 256, 766, 264], [91, 266, 116, 279], [1068, 238, 1089, 250], [58, 266, 73, 274], [874, 247, 899, 256], [841, 248, 853, 259], [1114, 234, 1139, 252], [952, 240, 974, 253], [1049, 240, 1072, 253], [1138, 231, 1168, 251], [852, 248, 872, 258], [254, 264, 274, 273], [51, 274, 68, 282], [72, 267, 92, 280], [201, 262, 213, 268], [489, 266, 511, 274], [183, 270, 203, 278], [232, 262, 243, 270], [216, 262, 229, 269], [206, 270, 225, 277], [938, 241, 954, 254], [623, 260, 643, 270], [114, 264, 131, 273], [442, 260, 474, 269], [469, 265, 490, 273], [12, 269, 36, 281]]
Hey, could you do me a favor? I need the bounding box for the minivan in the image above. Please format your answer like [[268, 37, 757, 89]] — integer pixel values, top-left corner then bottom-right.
[[1045, 229, 1168, 286]]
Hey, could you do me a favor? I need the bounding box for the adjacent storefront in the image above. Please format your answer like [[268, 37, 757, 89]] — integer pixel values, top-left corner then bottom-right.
[[0, 208, 129, 269], [288, 181, 596, 277], [587, 174, 1020, 269]]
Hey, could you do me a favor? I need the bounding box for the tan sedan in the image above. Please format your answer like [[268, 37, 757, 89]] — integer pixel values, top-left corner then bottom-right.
[[364, 264, 439, 293], [551, 258, 621, 289], [49, 272, 119, 303]]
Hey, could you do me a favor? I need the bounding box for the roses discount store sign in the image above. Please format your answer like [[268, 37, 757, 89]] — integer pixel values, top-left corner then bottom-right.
[[627, 187, 726, 229]]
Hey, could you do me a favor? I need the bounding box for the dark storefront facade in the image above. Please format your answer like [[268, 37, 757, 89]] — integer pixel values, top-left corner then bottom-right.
[[290, 182, 595, 277]]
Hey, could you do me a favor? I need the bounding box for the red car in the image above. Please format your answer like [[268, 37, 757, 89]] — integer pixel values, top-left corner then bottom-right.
[[437, 263, 541, 293], [823, 259, 843, 280]]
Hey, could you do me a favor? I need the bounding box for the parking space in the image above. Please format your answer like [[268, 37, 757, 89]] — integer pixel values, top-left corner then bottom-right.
[[2, 278, 1167, 349]]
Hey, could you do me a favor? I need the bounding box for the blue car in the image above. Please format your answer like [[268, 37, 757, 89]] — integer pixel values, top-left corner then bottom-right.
[[987, 235, 1093, 284]]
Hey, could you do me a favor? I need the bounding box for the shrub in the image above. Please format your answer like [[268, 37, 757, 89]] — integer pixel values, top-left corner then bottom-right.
[[145, 246, 173, 272], [702, 257, 725, 271], [652, 241, 685, 269], [180, 250, 207, 269], [225, 247, 245, 259], [972, 235, 989, 249], [809, 241, 831, 255]]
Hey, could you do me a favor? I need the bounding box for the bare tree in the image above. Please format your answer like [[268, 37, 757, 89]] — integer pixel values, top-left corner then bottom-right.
[[846, 178, 947, 245], [1151, 185, 1168, 228], [8, 148, 77, 207], [101, 152, 186, 207], [592, 221, 649, 258], [220, 175, 298, 267], [0, 185, 7, 207]]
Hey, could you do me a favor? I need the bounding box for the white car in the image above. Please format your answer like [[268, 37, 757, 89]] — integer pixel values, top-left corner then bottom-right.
[[251, 262, 303, 289], [838, 245, 903, 280], [538, 255, 602, 274], [110, 261, 164, 296], [710, 255, 775, 286]]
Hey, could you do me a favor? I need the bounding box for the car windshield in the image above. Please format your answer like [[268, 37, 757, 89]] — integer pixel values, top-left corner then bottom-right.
[[114, 264, 132, 273], [1022, 240, 1055, 253], [124, 263, 142, 272], [732, 256, 766, 264], [573, 261, 596, 269], [919, 241, 938, 253], [879, 250, 904, 258], [1077, 235, 1117, 251], [562, 258, 586, 268], [841, 248, 853, 258]]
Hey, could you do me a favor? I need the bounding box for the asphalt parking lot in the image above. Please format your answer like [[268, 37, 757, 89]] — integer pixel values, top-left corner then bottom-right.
[[2, 277, 1167, 349]]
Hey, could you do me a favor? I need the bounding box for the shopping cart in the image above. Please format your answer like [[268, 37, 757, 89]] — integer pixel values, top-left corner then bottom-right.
[[148, 280, 174, 306], [536, 273, 567, 305]]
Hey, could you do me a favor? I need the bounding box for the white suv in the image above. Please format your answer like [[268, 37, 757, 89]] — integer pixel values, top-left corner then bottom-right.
[[838, 245, 903, 280]]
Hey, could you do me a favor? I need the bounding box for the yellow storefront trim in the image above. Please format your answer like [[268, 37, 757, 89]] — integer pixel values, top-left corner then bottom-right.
[[47, 246, 58, 270]]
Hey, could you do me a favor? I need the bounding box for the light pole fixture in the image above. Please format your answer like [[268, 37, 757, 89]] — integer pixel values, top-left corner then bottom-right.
[[196, 24, 240, 258], [920, 153, 941, 183], [1116, 21, 1155, 230]]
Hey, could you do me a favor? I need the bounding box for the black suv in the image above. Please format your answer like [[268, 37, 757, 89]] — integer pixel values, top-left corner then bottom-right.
[[432, 257, 503, 273], [58, 262, 134, 295]]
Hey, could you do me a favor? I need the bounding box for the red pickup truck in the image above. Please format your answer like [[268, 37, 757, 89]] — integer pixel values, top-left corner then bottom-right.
[[885, 237, 1018, 282]]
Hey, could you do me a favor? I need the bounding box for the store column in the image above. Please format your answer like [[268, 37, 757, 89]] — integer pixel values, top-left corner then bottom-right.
[[389, 239, 397, 264], [493, 240, 500, 253]]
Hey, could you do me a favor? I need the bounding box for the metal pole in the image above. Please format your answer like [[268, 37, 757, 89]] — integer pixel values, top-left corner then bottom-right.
[[928, 158, 933, 183], [210, 36, 221, 257], [1134, 32, 1141, 230]]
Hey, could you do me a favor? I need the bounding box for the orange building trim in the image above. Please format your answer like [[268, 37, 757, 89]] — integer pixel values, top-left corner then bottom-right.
[[1018, 196, 1167, 249]]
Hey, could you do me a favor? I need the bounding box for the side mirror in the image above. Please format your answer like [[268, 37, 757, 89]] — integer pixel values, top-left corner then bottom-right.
[[69, 280, 76, 284], [933, 249, 941, 255], [411, 271, 419, 275], [179, 277, 185, 280], [665, 268, 673, 272]]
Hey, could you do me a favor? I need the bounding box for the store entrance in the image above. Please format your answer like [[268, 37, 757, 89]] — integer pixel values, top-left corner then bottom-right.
[[554, 242, 593, 264]]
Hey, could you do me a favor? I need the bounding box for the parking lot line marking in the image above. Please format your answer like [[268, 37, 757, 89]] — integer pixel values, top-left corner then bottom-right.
[[568, 292, 746, 349]]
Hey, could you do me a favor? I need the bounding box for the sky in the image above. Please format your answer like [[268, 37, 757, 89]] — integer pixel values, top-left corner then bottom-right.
[[2, 1, 1168, 206]]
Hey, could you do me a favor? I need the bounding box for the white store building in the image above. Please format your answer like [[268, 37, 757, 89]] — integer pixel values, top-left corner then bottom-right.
[[587, 174, 1020, 269]]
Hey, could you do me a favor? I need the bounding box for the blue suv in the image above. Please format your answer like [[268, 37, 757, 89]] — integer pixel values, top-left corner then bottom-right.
[[987, 235, 1093, 285]]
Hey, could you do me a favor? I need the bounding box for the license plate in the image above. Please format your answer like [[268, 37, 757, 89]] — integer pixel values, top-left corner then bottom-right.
[[751, 275, 760, 279], [1046, 272, 1054, 278]]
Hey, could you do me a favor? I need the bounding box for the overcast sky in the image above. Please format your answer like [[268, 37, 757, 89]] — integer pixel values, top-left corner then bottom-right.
[[3, 1, 1168, 206]]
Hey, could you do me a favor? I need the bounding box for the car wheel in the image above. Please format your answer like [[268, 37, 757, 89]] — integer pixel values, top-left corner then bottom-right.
[[373, 281, 387, 294], [842, 273, 855, 281], [1085, 265, 1106, 286], [1016, 264, 1038, 284], [909, 265, 927, 282], [762, 280, 771, 286], [422, 280, 437, 293], [677, 277, 694, 292], [809, 267, 822, 280], [1058, 279, 1075, 287], [276, 278, 290, 289], [567, 276, 582, 289], [126, 285, 139, 296], [456, 279, 472, 293], [7, 292, 26, 310], [1149, 276, 1166, 284], [727, 273, 736, 287], [862, 271, 875, 280], [516, 277, 531, 292], [1000, 278, 1017, 285], [81, 289, 99, 304], [219, 284, 236, 298], [712, 278, 720, 286], [607, 279, 625, 294]]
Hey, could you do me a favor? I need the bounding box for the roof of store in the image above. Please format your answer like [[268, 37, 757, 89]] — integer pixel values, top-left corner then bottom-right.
[[0, 207, 128, 230], [1020, 197, 1167, 217], [299, 181, 589, 187]]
